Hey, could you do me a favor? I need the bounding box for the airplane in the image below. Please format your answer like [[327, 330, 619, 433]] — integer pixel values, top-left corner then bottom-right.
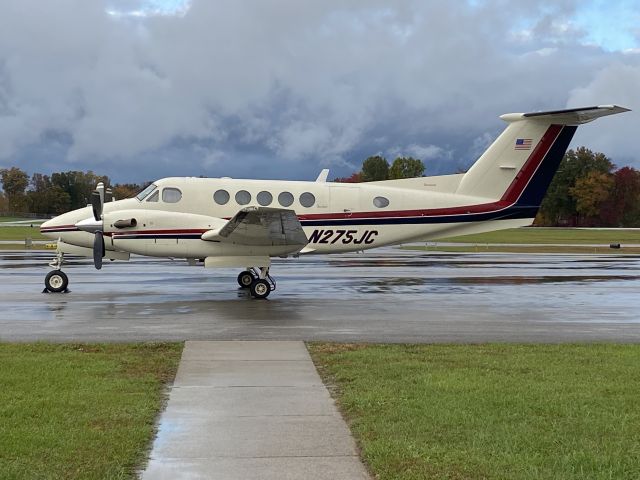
[[40, 105, 630, 298]]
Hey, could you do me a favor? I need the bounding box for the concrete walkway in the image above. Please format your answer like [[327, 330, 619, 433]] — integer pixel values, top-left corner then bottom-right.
[[141, 341, 370, 479]]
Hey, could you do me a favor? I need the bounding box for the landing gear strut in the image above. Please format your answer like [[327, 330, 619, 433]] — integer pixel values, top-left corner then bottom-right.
[[238, 267, 276, 299], [44, 250, 69, 293]]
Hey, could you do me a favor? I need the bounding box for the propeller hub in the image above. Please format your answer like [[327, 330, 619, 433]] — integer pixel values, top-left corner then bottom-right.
[[75, 217, 103, 233]]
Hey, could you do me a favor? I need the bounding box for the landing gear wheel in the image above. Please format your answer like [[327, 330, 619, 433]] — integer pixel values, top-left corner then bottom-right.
[[45, 270, 68, 293], [250, 279, 271, 299], [237, 270, 255, 289]]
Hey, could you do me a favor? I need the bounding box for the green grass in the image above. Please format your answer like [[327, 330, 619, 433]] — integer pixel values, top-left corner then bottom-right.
[[403, 245, 640, 254], [440, 227, 640, 244], [0, 225, 47, 241], [310, 343, 640, 480], [0, 343, 182, 480]]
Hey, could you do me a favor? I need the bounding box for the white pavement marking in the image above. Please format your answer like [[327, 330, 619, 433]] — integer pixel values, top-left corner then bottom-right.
[[141, 341, 370, 480]]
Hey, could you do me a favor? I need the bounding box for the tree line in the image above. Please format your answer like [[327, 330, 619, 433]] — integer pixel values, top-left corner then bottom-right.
[[334, 156, 425, 182], [0, 167, 144, 215], [2, 147, 639, 226], [537, 147, 640, 227]]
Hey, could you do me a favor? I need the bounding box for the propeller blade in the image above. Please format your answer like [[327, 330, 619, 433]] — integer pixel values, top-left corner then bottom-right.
[[91, 191, 102, 221], [93, 231, 105, 270]]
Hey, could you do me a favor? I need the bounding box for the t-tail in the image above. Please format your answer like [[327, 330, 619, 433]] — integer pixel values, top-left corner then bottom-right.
[[455, 105, 630, 217]]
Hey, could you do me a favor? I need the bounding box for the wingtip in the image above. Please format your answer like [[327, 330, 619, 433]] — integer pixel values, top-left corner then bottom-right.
[[597, 104, 631, 112]]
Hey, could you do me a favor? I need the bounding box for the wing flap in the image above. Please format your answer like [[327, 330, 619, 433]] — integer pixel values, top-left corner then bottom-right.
[[201, 207, 308, 247]]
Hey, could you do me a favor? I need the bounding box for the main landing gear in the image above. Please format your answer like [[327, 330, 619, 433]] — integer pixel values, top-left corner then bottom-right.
[[237, 267, 276, 299], [44, 251, 69, 293]]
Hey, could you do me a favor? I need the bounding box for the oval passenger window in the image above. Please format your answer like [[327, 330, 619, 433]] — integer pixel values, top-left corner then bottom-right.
[[373, 196, 390, 208], [235, 190, 251, 205], [299, 192, 315, 208], [213, 189, 230, 205], [278, 192, 294, 207], [257, 191, 273, 206], [162, 188, 182, 203]]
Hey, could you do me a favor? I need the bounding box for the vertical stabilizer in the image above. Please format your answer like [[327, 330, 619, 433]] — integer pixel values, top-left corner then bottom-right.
[[455, 105, 629, 207]]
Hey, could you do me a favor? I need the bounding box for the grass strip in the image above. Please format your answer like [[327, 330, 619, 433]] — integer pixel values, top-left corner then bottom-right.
[[440, 228, 640, 244], [402, 245, 640, 254], [0, 343, 182, 480], [310, 343, 640, 480], [0, 226, 47, 241]]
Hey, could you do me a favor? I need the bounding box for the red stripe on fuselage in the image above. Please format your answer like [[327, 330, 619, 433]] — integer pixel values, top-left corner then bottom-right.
[[500, 124, 562, 204], [112, 228, 207, 235]]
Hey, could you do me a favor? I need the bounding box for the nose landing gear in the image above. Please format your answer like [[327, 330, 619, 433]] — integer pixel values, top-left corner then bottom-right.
[[44, 251, 70, 293], [45, 270, 69, 293]]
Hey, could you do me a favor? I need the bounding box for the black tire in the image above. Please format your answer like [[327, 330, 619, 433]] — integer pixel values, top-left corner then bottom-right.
[[237, 270, 254, 288], [250, 279, 271, 299], [45, 270, 69, 293]]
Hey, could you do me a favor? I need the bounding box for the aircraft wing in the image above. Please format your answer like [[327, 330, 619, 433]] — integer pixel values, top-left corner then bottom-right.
[[201, 207, 308, 247]]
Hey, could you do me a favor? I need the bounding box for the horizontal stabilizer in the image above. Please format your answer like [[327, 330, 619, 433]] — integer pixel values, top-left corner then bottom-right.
[[500, 105, 630, 125]]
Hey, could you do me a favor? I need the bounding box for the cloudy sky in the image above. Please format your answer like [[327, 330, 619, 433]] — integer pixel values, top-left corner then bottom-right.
[[1, 0, 638, 184]]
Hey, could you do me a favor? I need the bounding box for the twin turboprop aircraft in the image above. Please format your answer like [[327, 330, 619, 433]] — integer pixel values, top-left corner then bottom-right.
[[40, 105, 629, 298]]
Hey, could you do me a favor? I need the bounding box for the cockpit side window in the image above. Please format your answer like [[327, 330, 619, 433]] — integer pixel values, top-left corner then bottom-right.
[[136, 184, 157, 201], [146, 190, 159, 202]]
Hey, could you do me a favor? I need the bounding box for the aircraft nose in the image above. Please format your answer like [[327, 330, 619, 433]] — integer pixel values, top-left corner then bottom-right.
[[40, 217, 59, 238], [40, 218, 53, 230]]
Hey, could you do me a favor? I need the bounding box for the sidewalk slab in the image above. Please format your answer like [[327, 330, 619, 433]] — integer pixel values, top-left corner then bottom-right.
[[142, 341, 369, 480]]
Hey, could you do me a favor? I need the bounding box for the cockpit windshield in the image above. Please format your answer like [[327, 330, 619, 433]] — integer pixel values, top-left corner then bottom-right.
[[136, 183, 157, 201]]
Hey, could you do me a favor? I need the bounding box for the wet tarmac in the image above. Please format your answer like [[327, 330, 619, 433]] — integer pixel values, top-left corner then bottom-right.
[[1, 249, 639, 343]]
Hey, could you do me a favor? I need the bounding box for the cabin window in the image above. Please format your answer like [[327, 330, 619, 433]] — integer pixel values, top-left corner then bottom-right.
[[257, 191, 273, 206], [299, 192, 315, 208], [136, 184, 156, 201], [373, 196, 390, 208], [162, 188, 182, 203], [213, 189, 230, 205], [235, 190, 251, 205], [146, 190, 159, 202], [278, 192, 294, 207]]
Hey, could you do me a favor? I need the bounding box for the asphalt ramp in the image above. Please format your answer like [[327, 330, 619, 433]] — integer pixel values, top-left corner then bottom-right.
[[141, 341, 370, 479]]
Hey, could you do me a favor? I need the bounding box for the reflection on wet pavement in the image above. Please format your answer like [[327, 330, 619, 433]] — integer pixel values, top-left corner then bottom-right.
[[0, 248, 639, 342]]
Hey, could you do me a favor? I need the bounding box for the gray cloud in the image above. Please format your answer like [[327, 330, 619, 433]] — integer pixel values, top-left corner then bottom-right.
[[0, 0, 638, 183]]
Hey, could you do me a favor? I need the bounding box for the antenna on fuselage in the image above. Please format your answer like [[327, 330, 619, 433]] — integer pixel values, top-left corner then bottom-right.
[[315, 169, 329, 182]]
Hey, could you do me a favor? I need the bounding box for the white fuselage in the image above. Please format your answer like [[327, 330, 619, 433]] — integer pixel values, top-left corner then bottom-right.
[[41, 176, 531, 259]]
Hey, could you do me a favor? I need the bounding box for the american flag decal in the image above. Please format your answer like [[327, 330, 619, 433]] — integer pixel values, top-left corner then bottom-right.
[[515, 138, 532, 150]]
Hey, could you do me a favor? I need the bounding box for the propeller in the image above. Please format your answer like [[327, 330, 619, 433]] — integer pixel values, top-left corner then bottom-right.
[[93, 231, 105, 270], [91, 191, 102, 221], [91, 183, 105, 269], [78, 183, 119, 269]]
